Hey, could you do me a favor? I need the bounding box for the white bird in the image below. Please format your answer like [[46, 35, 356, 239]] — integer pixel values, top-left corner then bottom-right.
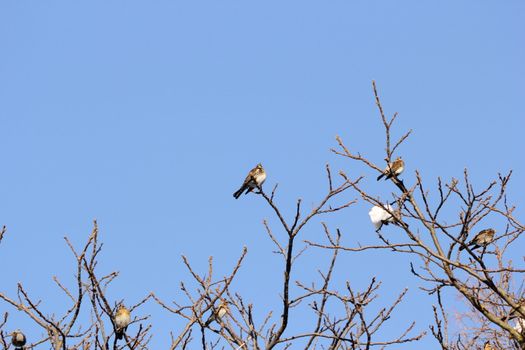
[[368, 204, 395, 231]]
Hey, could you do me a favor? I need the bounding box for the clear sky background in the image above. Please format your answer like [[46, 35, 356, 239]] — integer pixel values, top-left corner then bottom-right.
[[0, 1, 524, 349]]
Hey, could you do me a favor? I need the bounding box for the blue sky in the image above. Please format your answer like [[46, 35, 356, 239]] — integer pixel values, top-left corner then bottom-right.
[[0, 1, 524, 349]]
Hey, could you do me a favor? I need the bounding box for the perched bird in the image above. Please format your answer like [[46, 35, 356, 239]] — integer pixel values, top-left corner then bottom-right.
[[484, 341, 494, 350], [377, 157, 404, 181], [205, 299, 230, 326], [459, 228, 495, 251], [368, 204, 395, 231], [11, 330, 26, 349], [115, 304, 131, 340], [233, 163, 266, 199]]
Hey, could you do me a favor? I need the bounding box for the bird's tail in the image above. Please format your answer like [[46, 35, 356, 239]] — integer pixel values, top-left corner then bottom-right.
[[459, 244, 480, 251], [233, 186, 246, 199], [116, 326, 127, 340], [376, 173, 385, 181], [500, 314, 515, 322]]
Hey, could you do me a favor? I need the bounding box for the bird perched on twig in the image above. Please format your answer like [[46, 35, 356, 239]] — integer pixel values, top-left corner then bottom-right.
[[377, 157, 404, 181], [115, 304, 131, 340], [11, 330, 26, 349], [368, 204, 395, 231], [205, 299, 230, 326], [233, 163, 266, 199], [459, 228, 495, 251]]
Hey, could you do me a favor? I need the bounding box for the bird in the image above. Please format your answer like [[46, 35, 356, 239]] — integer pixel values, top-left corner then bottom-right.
[[368, 204, 395, 231], [11, 330, 26, 349], [205, 299, 230, 326], [377, 157, 404, 181], [114, 304, 131, 340], [459, 228, 495, 251], [233, 163, 266, 199], [484, 341, 494, 350]]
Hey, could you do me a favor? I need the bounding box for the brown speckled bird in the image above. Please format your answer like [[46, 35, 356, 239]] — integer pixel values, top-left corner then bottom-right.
[[377, 157, 404, 181], [205, 299, 230, 326], [233, 164, 266, 199], [459, 228, 495, 251], [115, 305, 131, 340], [11, 330, 26, 349]]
